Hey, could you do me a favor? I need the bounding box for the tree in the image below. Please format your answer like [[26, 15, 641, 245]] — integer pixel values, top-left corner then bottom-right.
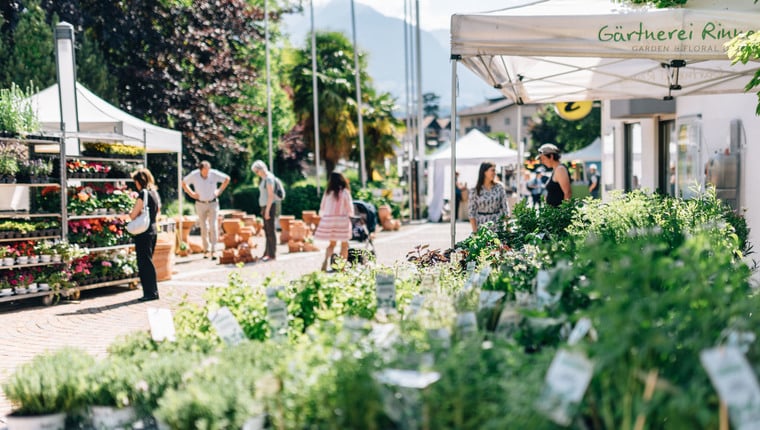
[[423, 92, 440, 117], [3, 0, 55, 90], [289, 31, 369, 176], [357, 89, 401, 180], [528, 104, 601, 155], [727, 31, 760, 115]]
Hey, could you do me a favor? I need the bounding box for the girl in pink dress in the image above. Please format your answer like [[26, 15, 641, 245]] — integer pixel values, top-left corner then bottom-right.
[[315, 172, 354, 271]]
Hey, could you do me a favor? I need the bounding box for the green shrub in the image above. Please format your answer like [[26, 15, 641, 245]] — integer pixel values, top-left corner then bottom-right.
[[2, 347, 95, 415], [280, 183, 321, 216], [231, 184, 260, 215]]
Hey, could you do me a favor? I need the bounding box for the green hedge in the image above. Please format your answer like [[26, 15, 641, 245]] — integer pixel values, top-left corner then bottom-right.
[[232, 183, 322, 217]]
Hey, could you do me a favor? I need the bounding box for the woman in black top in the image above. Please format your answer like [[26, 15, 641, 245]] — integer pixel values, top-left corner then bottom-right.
[[537, 143, 572, 207], [130, 168, 162, 302]]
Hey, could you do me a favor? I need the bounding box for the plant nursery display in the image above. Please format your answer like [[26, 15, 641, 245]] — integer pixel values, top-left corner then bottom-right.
[[4, 186, 755, 429]]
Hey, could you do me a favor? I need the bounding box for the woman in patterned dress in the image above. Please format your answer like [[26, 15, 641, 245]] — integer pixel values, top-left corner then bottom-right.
[[468, 161, 510, 233], [315, 172, 354, 271]]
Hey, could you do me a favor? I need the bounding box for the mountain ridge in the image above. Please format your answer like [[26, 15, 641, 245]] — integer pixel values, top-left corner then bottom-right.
[[281, 0, 501, 114]]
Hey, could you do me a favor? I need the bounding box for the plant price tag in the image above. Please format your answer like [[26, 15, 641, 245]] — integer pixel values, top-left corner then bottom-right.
[[456, 311, 478, 337], [536, 349, 594, 426], [700, 346, 760, 429], [266, 287, 288, 338], [406, 294, 425, 318], [536, 269, 561, 307], [376, 273, 396, 312], [479, 290, 505, 310], [496, 305, 522, 338], [374, 369, 441, 389], [208, 306, 246, 346], [147, 307, 176, 342]]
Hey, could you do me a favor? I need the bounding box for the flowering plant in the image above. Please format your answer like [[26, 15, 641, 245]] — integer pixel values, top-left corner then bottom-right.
[[69, 255, 93, 285]]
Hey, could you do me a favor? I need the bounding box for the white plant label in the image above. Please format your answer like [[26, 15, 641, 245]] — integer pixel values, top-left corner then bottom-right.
[[456, 311, 478, 337], [407, 294, 425, 318], [466, 261, 477, 274], [374, 369, 441, 389], [536, 349, 594, 426], [479, 290, 505, 310], [700, 347, 760, 429], [266, 287, 288, 337], [536, 269, 561, 307], [478, 266, 492, 285], [496, 305, 522, 338], [376, 273, 396, 311], [147, 307, 176, 342], [369, 322, 398, 349], [428, 327, 451, 350], [567, 317, 593, 346], [208, 306, 246, 346]]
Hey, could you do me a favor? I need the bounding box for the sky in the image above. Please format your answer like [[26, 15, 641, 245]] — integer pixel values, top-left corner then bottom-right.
[[311, 0, 515, 31]]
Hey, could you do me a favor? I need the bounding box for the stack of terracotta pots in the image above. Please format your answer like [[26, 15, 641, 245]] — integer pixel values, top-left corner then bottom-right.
[[378, 205, 401, 231]]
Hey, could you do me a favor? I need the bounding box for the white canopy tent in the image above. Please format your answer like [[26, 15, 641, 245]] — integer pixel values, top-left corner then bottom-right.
[[29, 83, 182, 153], [427, 129, 518, 222], [563, 137, 601, 163], [447, 0, 760, 245]]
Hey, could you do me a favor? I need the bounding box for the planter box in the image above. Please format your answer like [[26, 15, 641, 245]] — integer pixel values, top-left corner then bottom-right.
[[4, 411, 66, 430]]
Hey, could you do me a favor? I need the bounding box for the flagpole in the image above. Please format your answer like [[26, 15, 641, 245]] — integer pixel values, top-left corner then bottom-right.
[[310, 0, 321, 194], [265, 0, 274, 171], [350, 0, 367, 189]]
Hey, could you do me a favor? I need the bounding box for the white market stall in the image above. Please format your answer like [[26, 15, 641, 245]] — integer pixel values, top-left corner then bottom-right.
[[427, 129, 518, 222], [448, 0, 760, 246]]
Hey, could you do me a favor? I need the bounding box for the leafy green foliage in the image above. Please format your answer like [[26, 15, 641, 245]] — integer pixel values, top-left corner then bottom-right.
[[2, 347, 94, 415], [726, 29, 760, 115], [529, 104, 601, 155]]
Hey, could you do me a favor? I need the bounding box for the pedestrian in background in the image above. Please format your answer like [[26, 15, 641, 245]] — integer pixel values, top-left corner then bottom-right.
[[130, 168, 161, 302], [537, 143, 572, 207], [468, 161, 510, 233], [527, 170, 545, 209], [315, 172, 354, 271], [588, 163, 600, 199], [251, 160, 280, 261], [181, 161, 230, 260]]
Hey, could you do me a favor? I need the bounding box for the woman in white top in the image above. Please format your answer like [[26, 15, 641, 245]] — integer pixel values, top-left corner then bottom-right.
[[315, 172, 354, 270]]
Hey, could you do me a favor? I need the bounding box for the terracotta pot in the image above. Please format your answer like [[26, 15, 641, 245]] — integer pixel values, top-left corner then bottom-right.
[[279, 215, 295, 244], [302, 210, 317, 225], [378, 205, 392, 222], [222, 219, 242, 235], [310, 215, 321, 232], [154, 242, 174, 281], [289, 220, 308, 242]]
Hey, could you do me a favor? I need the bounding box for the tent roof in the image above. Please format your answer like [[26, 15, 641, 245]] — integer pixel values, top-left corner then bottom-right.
[[563, 137, 601, 162], [429, 128, 518, 163], [29, 83, 182, 153], [451, 0, 760, 103]]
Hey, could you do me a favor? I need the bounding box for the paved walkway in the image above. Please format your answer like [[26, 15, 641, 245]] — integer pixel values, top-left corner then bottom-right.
[[0, 221, 470, 418]]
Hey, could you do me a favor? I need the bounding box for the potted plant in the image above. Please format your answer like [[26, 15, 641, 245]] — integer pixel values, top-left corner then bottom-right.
[[83, 357, 142, 429], [0, 278, 13, 296], [35, 241, 54, 263], [0, 153, 19, 183], [1, 347, 94, 430]]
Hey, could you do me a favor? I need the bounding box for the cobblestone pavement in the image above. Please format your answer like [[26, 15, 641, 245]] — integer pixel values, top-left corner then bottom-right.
[[0, 220, 470, 418]]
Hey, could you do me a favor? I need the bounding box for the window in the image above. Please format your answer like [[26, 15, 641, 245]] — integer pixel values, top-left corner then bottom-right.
[[522, 116, 531, 126], [504, 117, 511, 126], [624, 123, 642, 191]]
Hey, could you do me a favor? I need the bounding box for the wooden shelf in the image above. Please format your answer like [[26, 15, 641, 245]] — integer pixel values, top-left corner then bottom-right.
[[0, 235, 61, 243], [0, 212, 61, 219], [65, 155, 143, 163], [67, 213, 129, 220], [0, 260, 65, 271]]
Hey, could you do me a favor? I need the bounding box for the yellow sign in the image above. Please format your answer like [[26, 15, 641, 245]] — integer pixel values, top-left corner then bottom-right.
[[555, 101, 593, 121]]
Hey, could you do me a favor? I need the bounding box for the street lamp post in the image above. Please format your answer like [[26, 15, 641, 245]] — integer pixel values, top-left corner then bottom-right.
[[310, 0, 321, 194]]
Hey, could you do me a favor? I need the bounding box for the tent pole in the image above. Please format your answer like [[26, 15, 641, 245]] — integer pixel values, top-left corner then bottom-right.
[[177, 148, 183, 239], [450, 58, 458, 249], [517, 104, 523, 205], [414, 0, 424, 218], [265, 0, 274, 172]]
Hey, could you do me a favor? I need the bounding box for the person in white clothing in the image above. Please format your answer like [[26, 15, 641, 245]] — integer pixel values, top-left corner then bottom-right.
[[181, 161, 230, 260]]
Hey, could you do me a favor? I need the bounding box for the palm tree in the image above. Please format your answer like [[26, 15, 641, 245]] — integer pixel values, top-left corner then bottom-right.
[[290, 31, 372, 176], [356, 90, 401, 180]]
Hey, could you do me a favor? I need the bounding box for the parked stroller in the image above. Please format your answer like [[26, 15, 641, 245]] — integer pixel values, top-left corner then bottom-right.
[[347, 200, 378, 265]]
